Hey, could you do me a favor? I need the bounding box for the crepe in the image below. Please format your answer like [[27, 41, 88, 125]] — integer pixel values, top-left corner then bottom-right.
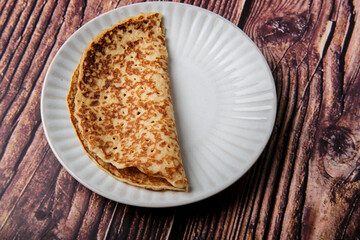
[[67, 13, 188, 191]]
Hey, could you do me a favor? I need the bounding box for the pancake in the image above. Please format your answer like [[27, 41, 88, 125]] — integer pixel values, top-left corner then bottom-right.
[[67, 13, 188, 191]]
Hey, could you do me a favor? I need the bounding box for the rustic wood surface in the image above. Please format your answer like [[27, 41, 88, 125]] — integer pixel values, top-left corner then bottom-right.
[[1, 0, 360, 239]]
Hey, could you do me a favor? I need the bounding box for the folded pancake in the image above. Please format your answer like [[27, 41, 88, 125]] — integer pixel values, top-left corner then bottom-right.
[[67, 13, 188, 191]]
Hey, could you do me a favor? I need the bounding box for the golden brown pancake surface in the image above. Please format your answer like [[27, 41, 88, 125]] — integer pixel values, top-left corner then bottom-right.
[[67, 12, 188, 191]]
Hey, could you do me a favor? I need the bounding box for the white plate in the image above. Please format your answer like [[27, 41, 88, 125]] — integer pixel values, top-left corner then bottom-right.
[[41, 2, 276, 207]]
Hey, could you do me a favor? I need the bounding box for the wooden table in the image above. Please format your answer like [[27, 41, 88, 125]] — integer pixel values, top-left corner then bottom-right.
[[1, 0, 360, 239]]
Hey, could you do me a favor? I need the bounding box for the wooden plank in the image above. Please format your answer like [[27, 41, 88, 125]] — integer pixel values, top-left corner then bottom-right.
[[0, 0, 46, 155], [233, 0, 360, 239], [301, 0, 360, 238], [0, 0, 22, 57], [0, 138, 63, 238]]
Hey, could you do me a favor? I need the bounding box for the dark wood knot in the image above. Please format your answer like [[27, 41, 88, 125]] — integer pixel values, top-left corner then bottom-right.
[[319, 126, 355, 160], [319, 125, 358, 180], [35, 210, 48, 220], [259, 14, 307, 44]]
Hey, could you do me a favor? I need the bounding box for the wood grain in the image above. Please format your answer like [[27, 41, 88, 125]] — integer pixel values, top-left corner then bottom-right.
[[237, 0, 360, 239], [0, 0, 359, 239]]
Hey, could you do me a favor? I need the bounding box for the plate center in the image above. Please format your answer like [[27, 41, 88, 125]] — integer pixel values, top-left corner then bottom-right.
[[169, 57, 218, 152]]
